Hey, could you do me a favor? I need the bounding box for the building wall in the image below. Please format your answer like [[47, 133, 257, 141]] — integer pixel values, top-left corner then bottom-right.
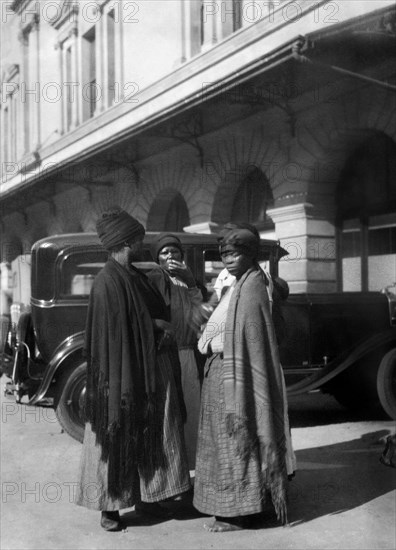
[[1, 0, 395, 297]]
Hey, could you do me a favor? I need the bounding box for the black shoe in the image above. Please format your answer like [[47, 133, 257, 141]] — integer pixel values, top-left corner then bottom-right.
[[100, 511, 122, 531]]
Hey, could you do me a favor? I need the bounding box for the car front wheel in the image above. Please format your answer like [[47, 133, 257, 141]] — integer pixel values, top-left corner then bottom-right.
[[54, 361, 87, 443]]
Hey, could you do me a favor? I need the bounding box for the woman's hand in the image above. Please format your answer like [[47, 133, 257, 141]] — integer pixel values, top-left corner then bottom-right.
[[167, 260, 196, 287], [153, 319, 175, 350]]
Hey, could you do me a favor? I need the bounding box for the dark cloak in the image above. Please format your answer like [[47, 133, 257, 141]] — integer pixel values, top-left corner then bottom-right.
[[84, 258, 167, 497]]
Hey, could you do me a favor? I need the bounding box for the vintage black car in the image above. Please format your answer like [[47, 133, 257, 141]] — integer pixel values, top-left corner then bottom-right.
[[1, 232, 395, 444], [0, 231, 284, 442]]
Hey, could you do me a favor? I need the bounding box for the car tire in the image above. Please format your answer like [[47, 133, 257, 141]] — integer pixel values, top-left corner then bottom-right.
[[54, 361, 87, 443], [377, 349, 396, 420], [326, 361, 381, 413]]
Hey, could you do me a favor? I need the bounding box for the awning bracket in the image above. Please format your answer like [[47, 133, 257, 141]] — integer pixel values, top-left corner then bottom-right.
[[292, 35, 396, 93]]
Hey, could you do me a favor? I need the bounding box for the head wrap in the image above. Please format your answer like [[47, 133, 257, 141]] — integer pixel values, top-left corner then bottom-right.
[[219, 228, 260, 259], [218, 222, 260, 241], [152, 233, 184, 261], [96, 207, 145, 251]]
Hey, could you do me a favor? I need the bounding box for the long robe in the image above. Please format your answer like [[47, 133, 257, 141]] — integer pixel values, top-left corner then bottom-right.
[[148, 267, 203, 469], [193, 266, 288, 522], [75, 258, 190, 510]]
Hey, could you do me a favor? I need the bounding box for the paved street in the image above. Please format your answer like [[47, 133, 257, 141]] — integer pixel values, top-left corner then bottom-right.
[[1, 380, 395, 550]]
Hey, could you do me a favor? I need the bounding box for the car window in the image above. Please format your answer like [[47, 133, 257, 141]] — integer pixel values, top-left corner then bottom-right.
[[59, 251, 108, 298], [60, 249, 158, 297], [204, 249, 223, 297]]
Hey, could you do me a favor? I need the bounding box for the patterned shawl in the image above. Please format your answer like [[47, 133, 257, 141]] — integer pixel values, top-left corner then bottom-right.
[[223, 265, 288, 524]]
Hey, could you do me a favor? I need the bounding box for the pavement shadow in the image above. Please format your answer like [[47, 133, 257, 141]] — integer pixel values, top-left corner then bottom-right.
[[116, 429, 395, 530], [287, 429, 396, 526], [120, 486, 206, 528], [288, 398, 387, 428]]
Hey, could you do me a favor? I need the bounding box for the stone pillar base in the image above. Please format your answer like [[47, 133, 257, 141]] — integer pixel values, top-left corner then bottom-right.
[[267, 203, 337, 294]]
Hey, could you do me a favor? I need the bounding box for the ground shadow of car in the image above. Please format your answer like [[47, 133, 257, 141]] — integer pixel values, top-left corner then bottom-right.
[[287, 429, 396, 527], [288, 394, 388, 429]]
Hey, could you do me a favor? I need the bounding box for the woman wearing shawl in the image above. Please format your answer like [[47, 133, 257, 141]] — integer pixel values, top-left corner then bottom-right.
[[211, 223, 296, 479], [147, 233, 203, 470], [75, 207, 190, 531], [193, 227, 290, 532]]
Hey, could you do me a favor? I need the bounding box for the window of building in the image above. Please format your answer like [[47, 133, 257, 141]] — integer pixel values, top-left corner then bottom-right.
[[233, 0, 243, 32], [1, 65, 20, 171], [188, 0, 243, 59], [65, 45, 73, 130], [48, 2, 79, 132], [337, 133, 396, 291], [2, 107, 9, 163], [107, 9, 116, 106], [82, 26, 97, 121], [21, 32, 30, 152]]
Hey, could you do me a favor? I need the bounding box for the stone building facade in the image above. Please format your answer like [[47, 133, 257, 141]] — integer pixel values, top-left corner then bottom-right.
[[1, 0, 395, 307]]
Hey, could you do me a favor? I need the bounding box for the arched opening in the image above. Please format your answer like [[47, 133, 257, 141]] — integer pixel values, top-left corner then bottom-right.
[[336, 133, 396, 291], [147, 189, 190, 231], [230, 166, 274, 231]]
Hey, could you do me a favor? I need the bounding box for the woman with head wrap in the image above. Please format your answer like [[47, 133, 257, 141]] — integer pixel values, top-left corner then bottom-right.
[[193, 227, 290, 532], [75, 208, 191, 531], [213, 222, 289, 345], [211, 223, 296, 480], [147, 233, 204, 470]]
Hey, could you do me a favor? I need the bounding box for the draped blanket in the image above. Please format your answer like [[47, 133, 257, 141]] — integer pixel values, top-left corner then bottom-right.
[[223, 266, 288, 524], [84, 258, 161, 498]]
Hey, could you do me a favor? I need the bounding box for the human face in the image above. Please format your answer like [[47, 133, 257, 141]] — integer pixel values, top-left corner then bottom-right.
[[158, 245, 182, 269], [221, 247, 253, 279], [126, 236, 144, 262]]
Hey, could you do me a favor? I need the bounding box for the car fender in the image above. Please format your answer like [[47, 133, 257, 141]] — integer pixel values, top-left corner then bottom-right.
[[287, 328, 396, 396], [28, 332, 85, 405]]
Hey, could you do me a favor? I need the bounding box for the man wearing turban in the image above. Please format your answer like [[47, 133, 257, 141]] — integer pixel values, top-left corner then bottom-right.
[[75, 207, 190, 531]]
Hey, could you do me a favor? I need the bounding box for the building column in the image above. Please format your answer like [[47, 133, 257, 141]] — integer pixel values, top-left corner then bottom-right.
[[267, 202, 337, 294]]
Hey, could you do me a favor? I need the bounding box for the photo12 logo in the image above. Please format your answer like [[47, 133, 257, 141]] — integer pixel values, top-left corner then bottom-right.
[[1, 1, 140, 24]]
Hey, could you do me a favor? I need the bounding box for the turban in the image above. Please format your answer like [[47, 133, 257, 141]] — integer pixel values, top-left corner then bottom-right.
[[152, 233, 184, 261], [219, 228, 260, 259], [96, 207, 145, 251]]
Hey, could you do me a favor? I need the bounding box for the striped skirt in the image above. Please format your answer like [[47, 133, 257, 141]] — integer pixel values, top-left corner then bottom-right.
[[75, 350, 191, 511], [193, 354, 275, 518]]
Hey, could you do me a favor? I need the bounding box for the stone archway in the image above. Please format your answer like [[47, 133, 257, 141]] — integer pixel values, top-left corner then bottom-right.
[[146, 188, 190, 231], [211, 165, 274, 230]]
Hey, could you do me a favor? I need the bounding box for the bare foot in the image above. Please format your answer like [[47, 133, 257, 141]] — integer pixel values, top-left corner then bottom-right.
[[203, 518, 244, 532]]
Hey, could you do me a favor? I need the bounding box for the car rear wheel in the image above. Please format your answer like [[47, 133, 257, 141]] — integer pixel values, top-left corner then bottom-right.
[[377, 349, 396, 420], [54, 361, 87, 443]]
